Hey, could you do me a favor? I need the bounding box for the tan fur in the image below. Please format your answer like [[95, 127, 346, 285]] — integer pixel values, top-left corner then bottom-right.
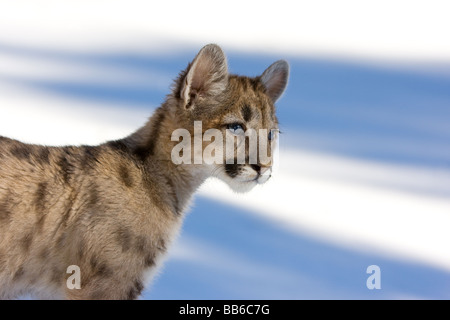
[[0, 44, 289, 299]]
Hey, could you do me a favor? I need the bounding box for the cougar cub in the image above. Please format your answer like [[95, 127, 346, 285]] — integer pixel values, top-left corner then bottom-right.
[[0, 44, 289, 299]]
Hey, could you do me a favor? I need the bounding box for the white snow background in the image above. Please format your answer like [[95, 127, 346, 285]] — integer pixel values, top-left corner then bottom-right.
[[0, 0, 450, 299]]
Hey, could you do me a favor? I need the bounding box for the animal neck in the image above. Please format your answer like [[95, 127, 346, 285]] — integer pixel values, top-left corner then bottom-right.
[[124, 101, 211, 214]]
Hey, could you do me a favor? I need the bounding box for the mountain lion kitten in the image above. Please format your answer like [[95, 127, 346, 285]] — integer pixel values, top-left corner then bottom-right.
[[0, 44, 289, 299]]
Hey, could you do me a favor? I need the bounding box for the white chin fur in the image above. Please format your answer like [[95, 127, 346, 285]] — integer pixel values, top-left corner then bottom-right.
[[213, 165, 258, 193], [227, 179, 258, 193]]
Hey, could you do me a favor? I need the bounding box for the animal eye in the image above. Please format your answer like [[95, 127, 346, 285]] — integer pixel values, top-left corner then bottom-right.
[[268, 130, 274, 141], [227, 123, 245, 135]]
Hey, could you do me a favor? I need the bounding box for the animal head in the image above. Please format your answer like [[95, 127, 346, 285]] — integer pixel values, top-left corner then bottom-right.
[[170, 44, 289, 192]]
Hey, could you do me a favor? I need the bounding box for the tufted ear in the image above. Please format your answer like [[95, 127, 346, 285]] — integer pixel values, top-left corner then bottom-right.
[[260, 60, 289, 102], [180, 44, 228, 108]]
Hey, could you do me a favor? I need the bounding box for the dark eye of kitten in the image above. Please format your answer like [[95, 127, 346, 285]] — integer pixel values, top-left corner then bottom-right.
[[227, 123, 244, 135]]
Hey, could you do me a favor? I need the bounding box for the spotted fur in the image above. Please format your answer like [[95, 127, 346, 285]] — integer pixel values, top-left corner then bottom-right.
[[0, 44, 288, 299]]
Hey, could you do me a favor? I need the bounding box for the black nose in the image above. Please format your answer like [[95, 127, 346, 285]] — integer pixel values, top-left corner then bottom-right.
[[251, 164, 261, 174]]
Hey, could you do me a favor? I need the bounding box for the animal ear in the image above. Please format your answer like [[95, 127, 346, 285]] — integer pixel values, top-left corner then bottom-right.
[[180, 44, 228, 108], [260, 60, 289, 102]]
